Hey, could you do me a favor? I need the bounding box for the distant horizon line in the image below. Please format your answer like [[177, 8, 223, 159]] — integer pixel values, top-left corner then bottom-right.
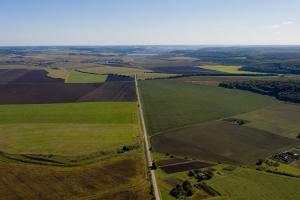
[[1, 44, 300, 47]]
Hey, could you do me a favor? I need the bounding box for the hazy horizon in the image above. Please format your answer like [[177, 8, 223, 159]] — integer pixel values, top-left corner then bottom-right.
[[1, 0, 300, 46]]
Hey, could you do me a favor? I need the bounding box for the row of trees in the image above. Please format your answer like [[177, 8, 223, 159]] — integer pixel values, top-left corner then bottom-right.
[[219, 80, 300, 103], [241, 64, 300, 74]]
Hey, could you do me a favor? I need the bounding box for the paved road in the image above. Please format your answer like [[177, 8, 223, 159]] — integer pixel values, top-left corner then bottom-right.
[[135, 75, 161, 200]]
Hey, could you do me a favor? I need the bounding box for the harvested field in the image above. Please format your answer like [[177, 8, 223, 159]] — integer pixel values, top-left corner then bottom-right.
[[0, 69, 136, 104], [160, 161, 214, 174], [156, 158, 188, 167], [198, 65, 261, 74], [151, 121, 299, 165], [0, 155, 149, 200]]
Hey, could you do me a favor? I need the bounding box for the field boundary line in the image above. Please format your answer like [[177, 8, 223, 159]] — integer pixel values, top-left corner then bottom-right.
[[149, 102, 280, 138]]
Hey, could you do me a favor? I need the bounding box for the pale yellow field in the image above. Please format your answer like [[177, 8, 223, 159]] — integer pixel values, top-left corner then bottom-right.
[[199, 65, 260, 74], [46, 68, 69, 80]]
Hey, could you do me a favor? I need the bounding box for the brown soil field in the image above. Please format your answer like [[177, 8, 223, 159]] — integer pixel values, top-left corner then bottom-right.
[[0, 83, 99, 104], [163, 177, 181, 187], [160, 161, 214, 174], [290, 160, 300, 169], [79, 81, 136, 102], [0, 69, 136, 104], [12, 70, 64, 83], [0, 155, 149, 200], [0, 69, 63, 84], [151, 121, 299, 165], [106, 74, 135, 82], [0, 69, 30, 84]]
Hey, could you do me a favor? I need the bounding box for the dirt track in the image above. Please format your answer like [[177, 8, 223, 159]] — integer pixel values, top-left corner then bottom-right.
[[135, 75, 161, 200]]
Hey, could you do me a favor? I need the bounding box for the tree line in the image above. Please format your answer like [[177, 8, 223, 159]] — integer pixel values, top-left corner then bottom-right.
[[219, 79, 300, 103]]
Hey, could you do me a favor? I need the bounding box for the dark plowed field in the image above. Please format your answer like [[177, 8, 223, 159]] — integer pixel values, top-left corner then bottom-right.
[[106, 74, 135, 82], [0, 69, 63, 84], [0, 69, 29, 84], [12, 70, 64, 83], [156, 158, 188, 167], [0, 83, 101, 104], [0, 69, 136, 104], [160, 161, 214, 174], [79, 81, 136, 102]]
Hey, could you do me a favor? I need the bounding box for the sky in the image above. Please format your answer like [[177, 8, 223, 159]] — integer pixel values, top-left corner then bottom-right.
[[0, 0, 299, 46]]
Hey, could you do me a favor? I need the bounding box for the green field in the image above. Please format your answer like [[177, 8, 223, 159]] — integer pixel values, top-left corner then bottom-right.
[[178, 76, 262, 86], [0, 96, 149, 199], [237, 103, 300, 139], [199, 65, 261, 74], [0, 102, 136, 124], [206, 168, 300, 200], [140, 79, 277, 135], [66, 70, 107, 83], [0, 123, 138, 155], [0, 102, 139, 156], [79, 66, 177, 80], [140, 78, 300, 200]]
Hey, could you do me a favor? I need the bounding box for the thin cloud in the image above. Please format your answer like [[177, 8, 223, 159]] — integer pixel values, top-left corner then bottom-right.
[[270, 25, 281, 29], [269, 21, 294, 29], [282, 21, 294, 25]]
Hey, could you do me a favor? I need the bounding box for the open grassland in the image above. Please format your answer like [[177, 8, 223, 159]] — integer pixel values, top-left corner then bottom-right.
[[206, 168, 300, 200], [0, 154, 149, 200], [237, 103, 300, 139], [0, 102, 139, 156], [151, 121, 298, 165], [140, 79, 277, 135], [198, 65, 261, 74], [66, 70, 107, 83]]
